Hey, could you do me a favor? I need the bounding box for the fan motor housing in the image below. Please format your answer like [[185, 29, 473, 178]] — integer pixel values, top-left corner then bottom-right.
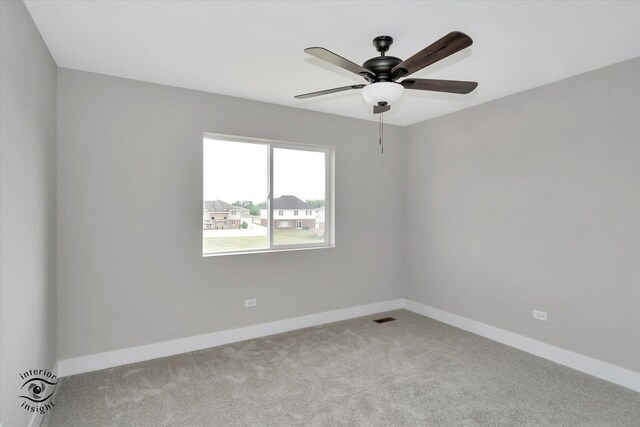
[[362, 56, 402, 82]]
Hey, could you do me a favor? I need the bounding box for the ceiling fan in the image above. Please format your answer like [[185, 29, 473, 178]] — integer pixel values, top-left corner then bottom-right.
[[295, 32, 477, 114]]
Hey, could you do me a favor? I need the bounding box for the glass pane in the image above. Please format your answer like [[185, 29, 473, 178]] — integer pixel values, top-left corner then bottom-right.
[[272, 148, 326, 246], [203, 138, 268, 254]]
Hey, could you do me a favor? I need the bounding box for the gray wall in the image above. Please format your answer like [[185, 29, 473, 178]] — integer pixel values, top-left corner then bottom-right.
[[56, 69, 405, 360], [0, 1, 58, 425], [404, 58, 640, 372]]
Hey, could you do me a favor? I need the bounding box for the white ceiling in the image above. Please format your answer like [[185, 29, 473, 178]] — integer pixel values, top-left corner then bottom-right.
[[25, 1, 640, 126]]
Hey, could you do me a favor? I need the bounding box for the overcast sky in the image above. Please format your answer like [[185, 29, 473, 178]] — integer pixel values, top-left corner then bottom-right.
[[203, 138, 325, 203]]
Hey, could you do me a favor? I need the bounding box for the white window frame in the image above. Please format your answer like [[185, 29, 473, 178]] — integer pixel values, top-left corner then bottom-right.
[[296, 220, 303, 229], [203, 133, 335, 256]]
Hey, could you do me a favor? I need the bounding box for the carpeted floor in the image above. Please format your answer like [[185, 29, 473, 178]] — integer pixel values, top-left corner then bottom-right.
[[43, 310, 640, 426]]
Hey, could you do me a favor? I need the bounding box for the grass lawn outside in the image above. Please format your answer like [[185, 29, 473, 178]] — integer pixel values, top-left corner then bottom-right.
[[203, 229, 324, 253]]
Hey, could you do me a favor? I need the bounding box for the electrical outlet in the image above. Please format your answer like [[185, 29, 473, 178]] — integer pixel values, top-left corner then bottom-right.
[[533, 310, 548, 321], [245, 298, 257, 308]]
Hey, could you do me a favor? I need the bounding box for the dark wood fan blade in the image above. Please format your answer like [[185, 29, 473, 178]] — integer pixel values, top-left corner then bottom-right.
[[391, 32, 473, 79], [401, 79, 478, 94], [305, 47, 375, 80], [373, 103, 391, 114], [294, 84, 366, 99]]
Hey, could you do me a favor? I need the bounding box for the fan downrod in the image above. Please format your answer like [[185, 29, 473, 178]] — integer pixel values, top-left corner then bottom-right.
[[363, 36, 401, 82]]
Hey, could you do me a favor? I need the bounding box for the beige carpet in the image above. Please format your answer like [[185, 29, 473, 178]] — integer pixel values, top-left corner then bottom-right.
[[43, 310, 640, 426]]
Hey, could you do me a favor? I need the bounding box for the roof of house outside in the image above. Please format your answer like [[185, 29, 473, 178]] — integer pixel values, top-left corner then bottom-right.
[[272, 195, 312, 210], [203, 200, 250, 213]]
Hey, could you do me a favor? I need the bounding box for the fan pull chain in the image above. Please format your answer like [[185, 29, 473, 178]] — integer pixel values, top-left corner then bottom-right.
[[379, 112, 384, 155]]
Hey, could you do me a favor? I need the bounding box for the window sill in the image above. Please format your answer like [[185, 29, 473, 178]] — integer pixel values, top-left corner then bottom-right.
[[202, 244, 335, 258]]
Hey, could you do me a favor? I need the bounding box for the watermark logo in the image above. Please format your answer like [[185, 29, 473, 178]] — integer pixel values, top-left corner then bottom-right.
[[19, 369, 57, 415]]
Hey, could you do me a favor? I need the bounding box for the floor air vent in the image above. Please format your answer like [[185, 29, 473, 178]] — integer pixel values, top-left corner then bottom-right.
[[374, 317, 396, 324]]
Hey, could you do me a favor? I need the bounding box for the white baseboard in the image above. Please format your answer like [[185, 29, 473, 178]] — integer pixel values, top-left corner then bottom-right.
[[56, 297, 640, 394], [27, 413, 42, 427], [403, 299, 640, 392], [57, 299, 405, 377]]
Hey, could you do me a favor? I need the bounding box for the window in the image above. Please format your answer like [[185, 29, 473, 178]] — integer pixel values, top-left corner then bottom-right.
[[203, 134, 333, 255]]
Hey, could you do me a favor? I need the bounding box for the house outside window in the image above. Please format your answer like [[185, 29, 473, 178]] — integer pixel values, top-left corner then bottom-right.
[[203, 134, 334, 255]]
